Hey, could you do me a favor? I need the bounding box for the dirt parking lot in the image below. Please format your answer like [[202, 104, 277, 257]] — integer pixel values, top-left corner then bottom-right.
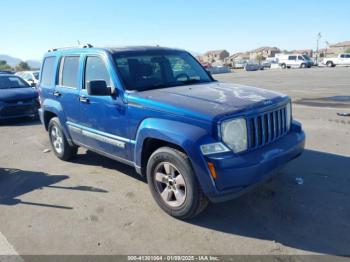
[[0, 67, 349, 256]]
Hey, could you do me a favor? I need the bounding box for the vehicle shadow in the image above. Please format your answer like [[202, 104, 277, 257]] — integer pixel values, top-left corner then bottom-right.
[[0, 167, 108, 209], [189, 149, 350, 255], [72, 150, 146, 183], [0, 116, 41, 127]]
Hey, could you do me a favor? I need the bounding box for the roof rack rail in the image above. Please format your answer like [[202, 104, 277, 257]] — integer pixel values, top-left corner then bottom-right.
[[48, 43, 93, 52]]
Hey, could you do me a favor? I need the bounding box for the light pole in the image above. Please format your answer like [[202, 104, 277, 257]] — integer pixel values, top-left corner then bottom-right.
[[316, 32, 322, 65]]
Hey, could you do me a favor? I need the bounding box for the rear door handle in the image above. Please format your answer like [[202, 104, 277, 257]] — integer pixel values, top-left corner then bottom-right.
[[79, 96, 90, 103], [53, 91, 61, 97]]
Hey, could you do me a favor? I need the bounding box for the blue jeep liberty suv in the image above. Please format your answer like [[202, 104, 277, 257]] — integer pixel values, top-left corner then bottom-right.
[[38, 45, 305, 219]]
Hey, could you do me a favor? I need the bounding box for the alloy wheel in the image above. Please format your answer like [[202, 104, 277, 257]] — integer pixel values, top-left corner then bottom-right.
[[154, 162, 187, 207], [51, 126, 64, 154]]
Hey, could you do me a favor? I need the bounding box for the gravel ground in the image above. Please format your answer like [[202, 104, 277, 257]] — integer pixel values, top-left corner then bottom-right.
[[0, 67, 349, 256]]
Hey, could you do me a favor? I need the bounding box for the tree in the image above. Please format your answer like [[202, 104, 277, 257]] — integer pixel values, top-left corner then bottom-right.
[[0, 60, 13, 71], [15, 61, 31, 72], [345, 48, 350, 53], [256, 54, 265, 64]]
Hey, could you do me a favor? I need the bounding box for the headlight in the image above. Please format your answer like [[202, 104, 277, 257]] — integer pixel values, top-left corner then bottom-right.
[[221, 118, 248, 153], [286, 102, 292, 131]]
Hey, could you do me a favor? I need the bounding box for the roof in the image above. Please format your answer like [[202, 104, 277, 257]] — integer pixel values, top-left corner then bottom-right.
[[105, 46, 185, 53], [0, 73, 16, 77], [204, 50, 229, 55], [46, 45, 185, 56], [228, 52, 250, 59], [329, 41, 350, 47], [250, 46, 280, 52]]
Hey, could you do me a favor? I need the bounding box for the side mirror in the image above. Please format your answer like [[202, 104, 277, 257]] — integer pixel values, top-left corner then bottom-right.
[[87, 80, 111, 96]]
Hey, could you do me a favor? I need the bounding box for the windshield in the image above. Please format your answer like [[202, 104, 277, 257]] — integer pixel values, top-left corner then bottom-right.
[[114, 50, 213, 91], [0, 76, 29, 89], [33, 72, 39, 80]]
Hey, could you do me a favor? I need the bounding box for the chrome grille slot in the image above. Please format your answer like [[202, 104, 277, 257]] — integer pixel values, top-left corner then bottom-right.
[[247, 105, 289, 150]]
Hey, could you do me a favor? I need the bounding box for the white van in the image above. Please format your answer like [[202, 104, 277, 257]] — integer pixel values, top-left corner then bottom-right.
[[276, 54, 314, 69]]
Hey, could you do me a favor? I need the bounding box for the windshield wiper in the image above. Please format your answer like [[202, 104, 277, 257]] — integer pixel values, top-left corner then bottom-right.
[[179, 79, 212, 85]]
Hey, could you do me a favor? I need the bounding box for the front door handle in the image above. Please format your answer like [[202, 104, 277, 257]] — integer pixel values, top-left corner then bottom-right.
[[79, 96, 90, 103], [53, 91, 61, 97]]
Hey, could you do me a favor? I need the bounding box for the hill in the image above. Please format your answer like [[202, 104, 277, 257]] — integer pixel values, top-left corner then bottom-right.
[[0, 54, 41, 69]]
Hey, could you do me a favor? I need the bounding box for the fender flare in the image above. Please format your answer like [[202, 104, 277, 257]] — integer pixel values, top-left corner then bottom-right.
[[134, 118, 217, 195], [42, 100, 73, 145]]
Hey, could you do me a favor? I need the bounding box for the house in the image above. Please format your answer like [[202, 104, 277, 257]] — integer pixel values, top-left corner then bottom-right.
[[325, 41, 350, 56], [289, 49, 314, 57], [199, 50, 230, 63], [249, 46, 281, 60], [224, 52, 250, 67]]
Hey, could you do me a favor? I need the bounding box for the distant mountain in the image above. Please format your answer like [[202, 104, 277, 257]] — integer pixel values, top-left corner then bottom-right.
[[25, 59, 41, 69], [0, 54, 41, 69]]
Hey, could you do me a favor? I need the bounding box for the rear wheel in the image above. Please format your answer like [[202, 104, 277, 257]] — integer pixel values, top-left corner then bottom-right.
[[326, 61, 334, 67], [48, 117, 78, 161], [147, 147, 208, 219]]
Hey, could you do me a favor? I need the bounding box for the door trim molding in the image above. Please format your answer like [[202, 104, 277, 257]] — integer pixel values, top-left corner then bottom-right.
[[67, 121, 136, 149]]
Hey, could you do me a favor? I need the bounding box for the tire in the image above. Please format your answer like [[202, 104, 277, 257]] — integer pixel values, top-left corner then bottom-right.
[[48, 117, 78, 161], [147, 147, 208, 220], [281, 63, 287, 69], [326, 61, 334, 67], [301, 63, 307, 68]]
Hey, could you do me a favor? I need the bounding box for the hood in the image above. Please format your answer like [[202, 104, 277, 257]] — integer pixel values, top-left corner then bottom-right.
[[0, 87, 38, 102], [129, 82, 288, 121]]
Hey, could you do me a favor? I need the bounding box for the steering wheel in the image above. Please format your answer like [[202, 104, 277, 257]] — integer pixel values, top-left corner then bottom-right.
[[175, 73, 190, 82]]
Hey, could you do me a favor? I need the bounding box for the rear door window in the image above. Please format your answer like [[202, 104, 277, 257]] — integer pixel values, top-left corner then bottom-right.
[[41, 57, 56, 86], [59, 56, 80, 88], [288, 56, 297, 60]]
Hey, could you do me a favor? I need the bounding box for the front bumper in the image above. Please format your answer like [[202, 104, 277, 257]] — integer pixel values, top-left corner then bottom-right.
[[0, 101, 39, 120], [202, 122, 305, 202]]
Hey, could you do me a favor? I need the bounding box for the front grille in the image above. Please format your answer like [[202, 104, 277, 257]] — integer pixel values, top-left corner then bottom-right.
[[0, 105, 36, 117], [247, 105, 289, 150]]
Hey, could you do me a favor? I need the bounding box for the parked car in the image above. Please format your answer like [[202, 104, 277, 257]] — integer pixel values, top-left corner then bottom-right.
[[323, 53, 350, 67], [16, 71, 40, 87], [38, 45, 305, 219], [0, 74, 39, 120], [261, 61, 272, 69], [277, 54, 313, 69], [208, 66, 231, 74], [244, 61, 264, 71], [233, 60, 247, 69]]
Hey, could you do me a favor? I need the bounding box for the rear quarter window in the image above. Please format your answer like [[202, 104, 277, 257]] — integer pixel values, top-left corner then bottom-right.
[[41, 57, 56, 86]]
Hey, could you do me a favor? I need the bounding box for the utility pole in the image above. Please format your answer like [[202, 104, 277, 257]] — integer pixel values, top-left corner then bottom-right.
[[325, 41, 330, 58], [316, 33, 322, 65]]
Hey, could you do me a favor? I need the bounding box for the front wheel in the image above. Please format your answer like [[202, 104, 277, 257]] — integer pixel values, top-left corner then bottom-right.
[[48, 117, 78, 161], [301, 63, 307, 68], [281, 63, 287, 69], [147, 147, 208, 219]]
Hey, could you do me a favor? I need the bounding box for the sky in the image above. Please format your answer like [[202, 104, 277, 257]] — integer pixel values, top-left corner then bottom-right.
[[1, 0, 350, 60]]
